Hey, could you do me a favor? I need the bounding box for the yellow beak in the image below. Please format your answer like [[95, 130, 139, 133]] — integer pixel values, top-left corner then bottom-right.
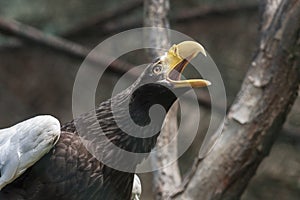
[[163, 41, 211, 88]]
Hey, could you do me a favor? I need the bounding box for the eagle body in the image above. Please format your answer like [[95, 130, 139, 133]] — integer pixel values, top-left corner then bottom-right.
[[0, 41, 209, 200]]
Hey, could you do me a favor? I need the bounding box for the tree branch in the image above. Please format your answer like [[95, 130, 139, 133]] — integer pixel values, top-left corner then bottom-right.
[[143, 0, 182, 199], [171, 0, 300, 199], [0, 18, 138, 78], [172, 3, 258, 24]]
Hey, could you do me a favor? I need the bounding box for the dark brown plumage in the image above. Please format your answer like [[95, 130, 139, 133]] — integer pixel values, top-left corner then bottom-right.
[[0, 41, 209, 200]]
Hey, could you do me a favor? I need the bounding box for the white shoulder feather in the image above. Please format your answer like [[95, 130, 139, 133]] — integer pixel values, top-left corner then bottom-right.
[[131, 174, 142, 200], [0, 115, 61, 190]]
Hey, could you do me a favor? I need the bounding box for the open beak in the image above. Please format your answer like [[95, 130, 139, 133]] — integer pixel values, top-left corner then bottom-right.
[[163, 41, 211, 88]]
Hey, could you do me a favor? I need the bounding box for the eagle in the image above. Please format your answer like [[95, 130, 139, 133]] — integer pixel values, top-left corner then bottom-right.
[[0, 41, 210, 200]]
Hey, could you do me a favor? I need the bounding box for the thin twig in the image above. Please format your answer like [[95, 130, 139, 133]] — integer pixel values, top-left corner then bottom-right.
[[64, 0, 143, 37], [172, 3, 258, 23], [64, 3, 258, 37]]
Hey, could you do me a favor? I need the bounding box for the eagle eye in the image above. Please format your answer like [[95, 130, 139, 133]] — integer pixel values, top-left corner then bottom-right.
[[152, 65, 162, 74]]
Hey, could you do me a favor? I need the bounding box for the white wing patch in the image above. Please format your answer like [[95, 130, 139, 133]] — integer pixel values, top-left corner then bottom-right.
[[0, 115, 61, 190], [131, 174, 142, 200]]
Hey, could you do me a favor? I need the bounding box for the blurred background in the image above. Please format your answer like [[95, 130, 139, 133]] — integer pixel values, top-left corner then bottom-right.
[[0, 0, 299, 199]]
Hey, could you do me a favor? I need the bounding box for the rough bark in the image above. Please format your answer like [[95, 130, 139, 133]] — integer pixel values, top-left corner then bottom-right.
[[170, 0, 300, 199], [143, 0, 182, 199]]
